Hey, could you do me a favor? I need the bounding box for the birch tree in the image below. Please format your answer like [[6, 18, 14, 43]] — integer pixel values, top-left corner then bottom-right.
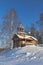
[[2, 9, 19, 49]]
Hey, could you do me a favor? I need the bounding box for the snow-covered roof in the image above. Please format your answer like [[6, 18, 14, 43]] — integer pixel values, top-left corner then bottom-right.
[[16, 34, 38, 41], [16, 34, 24, 39]]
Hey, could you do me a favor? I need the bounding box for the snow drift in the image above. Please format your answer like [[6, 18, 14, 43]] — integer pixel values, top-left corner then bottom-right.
[[0, 45, 43, 65]]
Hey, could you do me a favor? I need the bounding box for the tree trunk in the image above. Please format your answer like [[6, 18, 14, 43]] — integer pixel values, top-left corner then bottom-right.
[[10, 35, 13, 49]]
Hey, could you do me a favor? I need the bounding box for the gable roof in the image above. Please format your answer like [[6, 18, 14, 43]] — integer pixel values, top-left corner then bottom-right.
[[15, 34, 38, 41]]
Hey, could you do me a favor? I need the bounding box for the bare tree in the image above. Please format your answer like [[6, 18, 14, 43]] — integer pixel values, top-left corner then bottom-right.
[[36, 13, 43, 30], [30, 23, 36, 37], [2, 9, 19, 49], [25, 22, 30, 33], [36, 13, 43, 44]]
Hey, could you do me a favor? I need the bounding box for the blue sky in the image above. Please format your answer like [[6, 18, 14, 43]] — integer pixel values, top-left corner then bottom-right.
[[0, 0, 43, 27]]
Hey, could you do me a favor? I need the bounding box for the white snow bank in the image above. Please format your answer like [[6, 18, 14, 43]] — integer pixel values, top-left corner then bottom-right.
[[0, 45, 43, 65]]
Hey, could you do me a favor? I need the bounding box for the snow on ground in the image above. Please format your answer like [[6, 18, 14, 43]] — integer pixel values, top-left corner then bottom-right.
[[0, 45, 43, 65]]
